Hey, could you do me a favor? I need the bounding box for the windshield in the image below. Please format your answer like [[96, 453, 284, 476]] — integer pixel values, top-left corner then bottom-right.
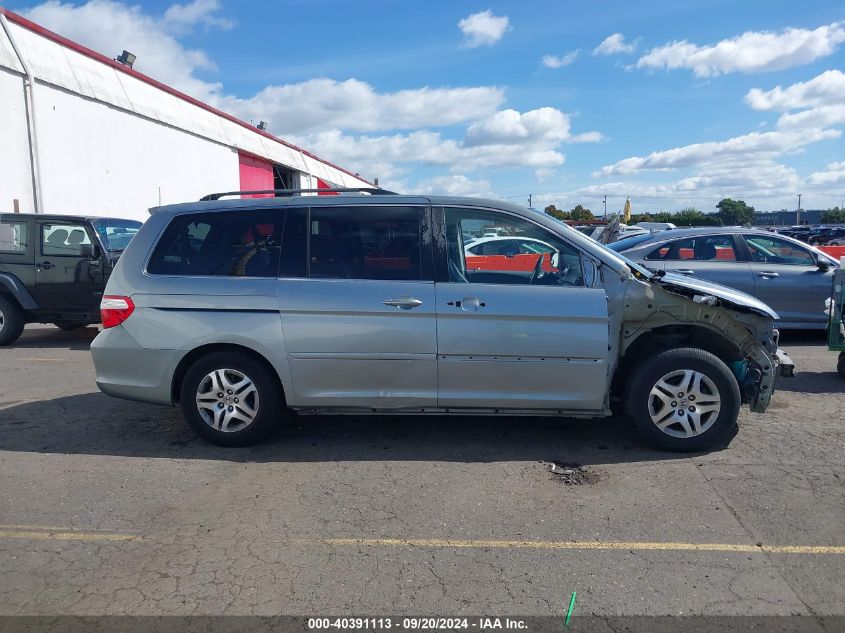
[[607, 233, 653, 252], [92, 218, 142, 252], [544, 213, 656, 279]]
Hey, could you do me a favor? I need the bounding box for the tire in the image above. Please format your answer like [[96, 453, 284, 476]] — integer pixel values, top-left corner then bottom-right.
[[0, 295, 26, 346], [838, 353, 845, 380], [626, 347, 741, 452], [179, 351, 282, 447], [54, 321, 89, 331]]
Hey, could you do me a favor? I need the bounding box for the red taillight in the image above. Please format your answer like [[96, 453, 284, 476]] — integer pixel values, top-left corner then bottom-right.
[[100, 295, 135, 328]]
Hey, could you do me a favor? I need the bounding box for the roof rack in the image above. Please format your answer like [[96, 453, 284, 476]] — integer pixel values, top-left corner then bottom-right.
[[199, 187, 397, 201]]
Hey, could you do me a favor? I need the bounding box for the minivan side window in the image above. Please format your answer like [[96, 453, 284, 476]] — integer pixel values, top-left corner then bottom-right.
[[446, 208, 584, 286], [309, 206, 423, 281], [147, 210, 299, 277], [0, 221, 28, 253]]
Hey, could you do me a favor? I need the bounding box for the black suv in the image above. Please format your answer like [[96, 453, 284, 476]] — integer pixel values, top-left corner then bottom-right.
[[0, 213, 141, 345]]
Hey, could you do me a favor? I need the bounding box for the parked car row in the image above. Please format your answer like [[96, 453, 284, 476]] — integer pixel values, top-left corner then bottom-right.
[[777, 225, 845, 246]]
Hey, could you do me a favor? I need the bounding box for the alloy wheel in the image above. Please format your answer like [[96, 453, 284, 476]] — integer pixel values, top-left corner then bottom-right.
[[647, 369, 721, 438], [194, 368, 260, 432]]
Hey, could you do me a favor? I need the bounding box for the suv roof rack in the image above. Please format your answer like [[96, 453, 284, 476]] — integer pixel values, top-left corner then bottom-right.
[[199, 187, 397, 201]]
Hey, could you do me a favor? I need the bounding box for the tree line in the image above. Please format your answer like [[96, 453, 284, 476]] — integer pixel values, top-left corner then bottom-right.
[[544, 199, 845, 226], [544, 198, 758, 226]]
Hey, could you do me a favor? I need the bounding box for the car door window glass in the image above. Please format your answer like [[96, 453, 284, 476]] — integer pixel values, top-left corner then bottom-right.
[[41, 223, 91, 256], [647, 235, 737, 261], [745, 235, 814, 265], [309, 206, 422, 280], [0, 221, 28, 253], [147, 210, 292, 277], [445, 207, 583, 286]]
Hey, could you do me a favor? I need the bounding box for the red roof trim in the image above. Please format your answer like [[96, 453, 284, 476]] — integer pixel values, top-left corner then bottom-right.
[[0, 7, 371, 185]]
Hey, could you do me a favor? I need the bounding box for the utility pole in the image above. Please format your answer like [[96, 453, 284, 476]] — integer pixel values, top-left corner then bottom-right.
[[797, 193, 802, 225], [603, 195, 607, 219], [528, 194, 532, 208]]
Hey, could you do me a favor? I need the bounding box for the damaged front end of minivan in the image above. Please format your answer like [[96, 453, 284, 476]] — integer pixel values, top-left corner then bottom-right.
[[608, 266, 794, 414]]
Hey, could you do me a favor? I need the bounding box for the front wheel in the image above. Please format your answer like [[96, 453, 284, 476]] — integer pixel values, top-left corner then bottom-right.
[[626, 347, 740, 452], [179, 351, 282, 446]]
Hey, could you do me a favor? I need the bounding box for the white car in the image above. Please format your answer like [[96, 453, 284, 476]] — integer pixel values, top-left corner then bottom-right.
[[464, 235, 556, 256]]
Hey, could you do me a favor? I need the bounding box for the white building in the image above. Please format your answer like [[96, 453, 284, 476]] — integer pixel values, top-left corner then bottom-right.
[[0, 8, 371, 222]]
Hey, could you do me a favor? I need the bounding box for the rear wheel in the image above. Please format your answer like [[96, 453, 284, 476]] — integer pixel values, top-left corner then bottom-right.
[[179, 351, 282, 446], [0, 296, 25, 346], [626, 347, 740, 452], [838, 353, 845, 380]]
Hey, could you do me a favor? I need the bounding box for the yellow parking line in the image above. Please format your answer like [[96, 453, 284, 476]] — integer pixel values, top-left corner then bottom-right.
[[317, 538, 845, 555], [0, 527, 139, 542]]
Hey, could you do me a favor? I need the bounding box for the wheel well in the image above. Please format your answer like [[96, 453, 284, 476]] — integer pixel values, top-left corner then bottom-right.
[[611, 324, 743, 400], [171, 343, 285, 405]]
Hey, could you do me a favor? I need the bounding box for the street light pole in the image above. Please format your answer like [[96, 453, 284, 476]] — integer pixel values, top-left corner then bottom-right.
[[603, 195, 607, 219], [797, 193, 802, 225]]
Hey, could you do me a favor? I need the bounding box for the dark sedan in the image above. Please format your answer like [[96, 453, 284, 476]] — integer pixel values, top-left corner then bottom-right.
[[610, 228, 839, 329]]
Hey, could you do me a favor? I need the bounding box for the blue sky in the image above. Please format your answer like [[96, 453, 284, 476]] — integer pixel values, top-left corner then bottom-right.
[[16, 0, 845, 213]]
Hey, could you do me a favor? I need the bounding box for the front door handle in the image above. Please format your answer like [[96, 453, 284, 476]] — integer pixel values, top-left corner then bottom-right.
[[757, 271, 780, 278], [382, 297, 423, 310], [447, 296, 486, 311], [673, 269, 695, 275], [38, 261, 54, 270]]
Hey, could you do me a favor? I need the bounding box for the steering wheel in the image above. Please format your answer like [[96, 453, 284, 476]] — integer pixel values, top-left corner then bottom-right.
[[528, 254, 545, 284]]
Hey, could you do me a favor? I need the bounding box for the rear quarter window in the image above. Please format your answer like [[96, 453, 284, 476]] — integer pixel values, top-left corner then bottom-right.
[[0, 220, 28, 253]]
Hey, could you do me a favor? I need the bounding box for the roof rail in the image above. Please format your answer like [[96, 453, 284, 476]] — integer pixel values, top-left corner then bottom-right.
[[199, 187, 397, 201]]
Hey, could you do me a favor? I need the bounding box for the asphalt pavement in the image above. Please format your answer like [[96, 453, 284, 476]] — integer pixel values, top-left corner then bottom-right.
[[0, 325, 843, 624]]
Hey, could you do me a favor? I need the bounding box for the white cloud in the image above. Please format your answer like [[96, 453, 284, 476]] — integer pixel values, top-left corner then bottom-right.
[[465, 107, 574, 146], [290, 124, 570, 176], [745, 69, 845, 111], [535, 160, 810, 212], [534, 168, 556, 182], [408, 174, 495, 198], [219, 80, 505, 134], [744, 70, 845, 131], [593, 33, 636, 56], [458, 10, 510, 48], [541, 51, 579, 68], [776, 105, 845, 131], [162, 0, 234, 32], [595, 128, 841, 177], [289, 106, 600, 178], [808, 161, 845, 186], [636, 22, 845, 77]]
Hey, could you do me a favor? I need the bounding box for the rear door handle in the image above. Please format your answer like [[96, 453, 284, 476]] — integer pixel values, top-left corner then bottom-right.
[[382, 297, 423, 310], [757, 271, 780, 278], [38, 261, 54, 270]]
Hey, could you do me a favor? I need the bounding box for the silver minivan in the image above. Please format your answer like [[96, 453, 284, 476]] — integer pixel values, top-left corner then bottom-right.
[[91, 191, 793, 451]]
